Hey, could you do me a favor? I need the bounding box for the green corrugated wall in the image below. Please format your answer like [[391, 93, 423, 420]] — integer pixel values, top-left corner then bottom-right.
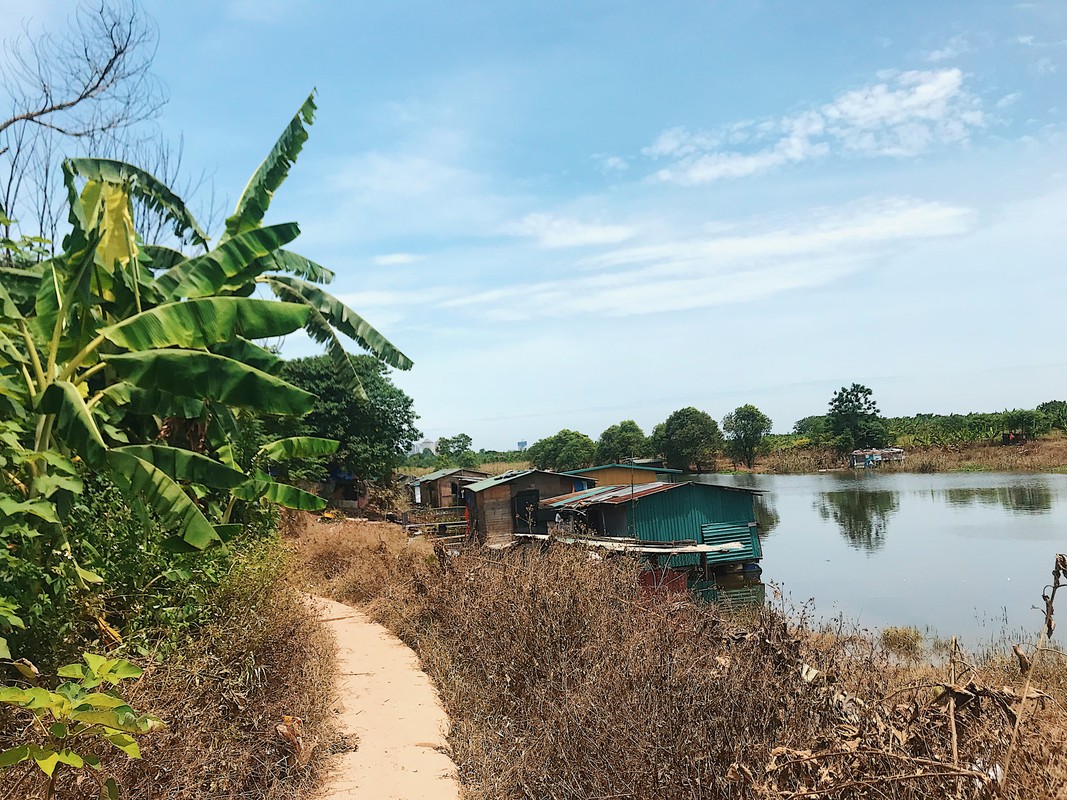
[[627, 484, 756, 568]]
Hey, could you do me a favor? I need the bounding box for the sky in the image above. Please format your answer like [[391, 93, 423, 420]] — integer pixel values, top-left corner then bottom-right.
[[4, 1, 1066, 449]]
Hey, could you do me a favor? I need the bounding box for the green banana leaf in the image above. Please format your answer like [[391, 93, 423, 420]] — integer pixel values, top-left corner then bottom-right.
[[65, 158, 209, 246], [38, 382, 108, 468], [250, 249, 334, 284], [106, 450, 220, 549], [223, 91, 316, 241], [258, 436, 339, 461], [103, 350, 314, 415], [96, 384, 206, 419], [264, 274, 412, 370], [112, 445, 247, 489], [102, 297, 309, 351], [210, 337, 283, 375], [152, 223, 300, 300], [232, 478, 326, 511], [140, 245, 186, 272]]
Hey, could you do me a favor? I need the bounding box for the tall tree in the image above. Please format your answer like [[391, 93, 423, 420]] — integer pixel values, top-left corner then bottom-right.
[[595, 420, 649, 463], [526, 430, 595, 472], [826, 383, 888, 452], [271, 354, 419, 481], [722, 405, 772, 469], [651, 407, 722, 472]]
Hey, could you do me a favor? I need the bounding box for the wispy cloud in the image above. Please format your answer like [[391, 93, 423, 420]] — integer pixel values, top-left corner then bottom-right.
[[593, 154, 629, 174], [373, 253, 424, 266], [646, 69, 984, 185], [503, 212, 636, 248], [996, 92, 1022, 109], [926, 35, 972, 62], [441, 197, 973, 319]]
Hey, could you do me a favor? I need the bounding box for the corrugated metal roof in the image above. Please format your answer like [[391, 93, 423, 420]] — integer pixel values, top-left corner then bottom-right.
[[463, 469, 590, 493], [564, 464, 683, 475], [543, 480, 761, 509], [414, 467, 489, 484]]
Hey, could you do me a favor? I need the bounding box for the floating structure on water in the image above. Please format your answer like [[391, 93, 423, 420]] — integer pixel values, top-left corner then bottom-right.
[[847, 448, 905, 468]]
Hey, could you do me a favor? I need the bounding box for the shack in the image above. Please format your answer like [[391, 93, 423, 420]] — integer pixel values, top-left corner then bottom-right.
[[564, 463, 682, 485], [538, 481, 762, 573], [462, 470, 596, 545], [413, 467, 490, 507], [847, 448, 905, 468]]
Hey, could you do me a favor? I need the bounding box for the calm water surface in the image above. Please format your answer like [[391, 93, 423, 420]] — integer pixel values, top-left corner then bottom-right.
[[694, 471, 1067, 645]]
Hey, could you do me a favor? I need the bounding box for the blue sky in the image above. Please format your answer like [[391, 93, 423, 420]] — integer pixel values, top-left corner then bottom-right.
[[6, 1, 1066, 449]]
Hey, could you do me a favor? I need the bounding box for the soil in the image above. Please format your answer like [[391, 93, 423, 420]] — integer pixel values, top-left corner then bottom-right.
[[310, 595, 460, 800]]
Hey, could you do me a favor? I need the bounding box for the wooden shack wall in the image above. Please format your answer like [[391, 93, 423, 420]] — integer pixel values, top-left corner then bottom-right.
[[578, 467, 670, 486], [476, 473, 587, 545]]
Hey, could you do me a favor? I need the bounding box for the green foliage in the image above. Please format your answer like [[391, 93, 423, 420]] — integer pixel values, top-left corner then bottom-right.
[[526, 430, 596, 472], [437, 433, 477, 467], [826, 384, 889, 453], [595, 420, 650, 464], [722, 404, 772, 468], [1037, 400, 1067, 431], [0, 652, 162, 798], [792, 415, 827, 436], [267, 353, 420, 482], [650, 407, 723, 471]]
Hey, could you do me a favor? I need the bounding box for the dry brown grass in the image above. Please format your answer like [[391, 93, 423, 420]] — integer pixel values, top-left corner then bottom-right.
[[293, 517, 1067, 800], [0, 541, 338, 800], [477, 460, 532, 476], [761, 436, 1067, 474]]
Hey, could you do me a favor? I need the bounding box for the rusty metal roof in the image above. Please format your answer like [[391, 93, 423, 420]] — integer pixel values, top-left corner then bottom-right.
[[463, 469, 594, 493], [564, 463, 683, 475]]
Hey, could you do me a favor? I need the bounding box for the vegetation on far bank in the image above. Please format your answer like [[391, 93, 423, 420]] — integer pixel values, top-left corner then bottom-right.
[[295, 516, 1067, 800], [405, 388, 1067, 476]]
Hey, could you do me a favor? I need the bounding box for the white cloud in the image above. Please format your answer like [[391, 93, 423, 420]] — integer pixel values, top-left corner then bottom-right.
[[996, 92, 1022, 109], [926, 35, 972, 62], [503, 212, 636, 248], [1032, 57, 1058, 74], [645, 69, 984, 185], [593, 154, 630, 173], [373, 253, 424, 266]]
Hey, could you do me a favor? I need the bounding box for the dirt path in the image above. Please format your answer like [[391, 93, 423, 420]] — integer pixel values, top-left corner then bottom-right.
[[311, 595, 460, 800]]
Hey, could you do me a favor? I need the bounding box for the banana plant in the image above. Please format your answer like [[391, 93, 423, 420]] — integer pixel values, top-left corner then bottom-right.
[[0, 90, 413, 637]]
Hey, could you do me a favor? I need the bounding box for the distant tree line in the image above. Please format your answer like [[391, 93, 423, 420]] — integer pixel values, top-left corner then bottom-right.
[[401, 387, 1067, 476]]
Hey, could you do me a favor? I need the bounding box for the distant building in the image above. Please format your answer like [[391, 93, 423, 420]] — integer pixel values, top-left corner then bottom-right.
[[408, 438, 438, 456], [517, 440, 527, 451]]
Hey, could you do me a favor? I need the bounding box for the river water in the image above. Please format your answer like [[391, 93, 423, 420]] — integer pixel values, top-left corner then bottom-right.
[[693, 471, 1067, 646]]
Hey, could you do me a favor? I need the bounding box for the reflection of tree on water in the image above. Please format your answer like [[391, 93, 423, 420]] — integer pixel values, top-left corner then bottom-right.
[[943, 485, 1053, 514], [755, 495, 780, 538], [816, 490, 900, 551]]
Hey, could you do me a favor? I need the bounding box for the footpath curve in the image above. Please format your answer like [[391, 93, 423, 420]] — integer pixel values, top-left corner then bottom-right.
[[311, 595, 460, 800]]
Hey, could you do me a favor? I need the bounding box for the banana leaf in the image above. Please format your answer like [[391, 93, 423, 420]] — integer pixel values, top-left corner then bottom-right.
[[152, 223, 300, 300], [258, 436, 338, 462], [102, 297, 309, 351], [112, 445, 247, 489], [106, 450, 220, 549], [223, 91, 316, 241], [232, 478, 326, 511], [37, 382, 108, 468], [264, 274, 412, 370], [103, 350, 314, 415], [65, 158, 208, 246]]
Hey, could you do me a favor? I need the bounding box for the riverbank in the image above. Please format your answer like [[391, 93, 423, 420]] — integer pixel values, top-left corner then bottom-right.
[[292, 516, 1067, 800], [757, 435, 1067, 474]]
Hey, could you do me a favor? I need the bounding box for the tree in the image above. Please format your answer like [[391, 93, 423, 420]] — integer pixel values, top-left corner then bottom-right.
[[1037, 401, 1067, 431], [722, 405, 772, 468], [826, 384, 888, 453], [1, 1, 165, 243], [526, 430, 595, 472], [651, 407, 723, 472], [595, 420, 649, 463], [270, 354, 419, 481], [792, 415, 827, 436], [438, 433, 474, 461]]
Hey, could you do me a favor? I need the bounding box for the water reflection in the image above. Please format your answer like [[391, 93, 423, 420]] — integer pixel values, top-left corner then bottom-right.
[[755, 494, 780, 538], [815, 490, 900, 551], [942, 485, 1053, 514]]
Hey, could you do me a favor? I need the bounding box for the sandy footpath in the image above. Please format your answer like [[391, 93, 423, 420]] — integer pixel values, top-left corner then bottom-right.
[[311, 595, 460, 800]]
